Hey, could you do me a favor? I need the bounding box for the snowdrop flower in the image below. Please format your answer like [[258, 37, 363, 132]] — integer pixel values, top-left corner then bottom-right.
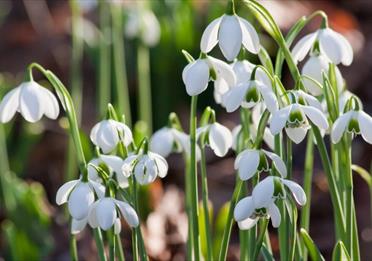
[[234, 176, 306, 230], [89, 197, 139, 233], [122, 152, 168, 185], [0, 81, 59, 123], [197, 122, 233, 157], [125, 8, 161, 47], [182, 56, 236, 96], [56, 178, 105, 221], [200, 14, 260, 61], [90, 119, 133, 153], [331, 109, 372, 144], [222, 67, 277, 113], [292, 27, 353, 66], [270, 92, 328, 144], [302, 54, 344, 95], [235, 149, 286, 181]]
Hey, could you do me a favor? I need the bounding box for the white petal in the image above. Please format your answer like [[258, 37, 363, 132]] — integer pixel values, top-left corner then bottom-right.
[[270, 105, 292, 135], [141, 10, 161, 46], [150, 128, 174, 157], [71, 217, 87, 235], [208, 123, 232, 157], [258, 84, 278, 113], [319, 28, 353, 65], [0, 87, 20, 123], [115, 200, 139, 227], [200, 17, 222, 53], [301, 105, 329, 130], [238, 216, 259, 230], [182, 59, 210, 96], [88, 201, 99, 228], [214, 77, 230, 104], [87, 158, 103, 182], [262, 150, 287, 178], [114, 218, 122, 234], [115, 121, 133, 147], [297, 90, 323, 110], [56, 179, 79, 205], [68, 182, 95, 220], [134, 156, 157, 185], [100, 155, 124, 176], [302, 55, 329, 96], [218, 15, 242, 61], [96, 198, 117, 230], [149, 152, 168, 178], [281, 179, 307, 206], [252, 176, 275, 208], [222, 83, 249, 113], [291, 32, 317, 63], [38, 87, 60, 119], [19, 82, 44, 122], [331, 111, 353, 144], [234, 196, 255, 221], [357, 111, 372, 144], [207, 56, 236, 87], [116, 173, 129, 188], [122, 155, 137, 177], [285, 127, 308, 144], [267, 203, 281, 228], [233, 60, 255, 84], [89, 180, 105, 199], [235, 150, 260, 181], [238, 16, 260, 54]]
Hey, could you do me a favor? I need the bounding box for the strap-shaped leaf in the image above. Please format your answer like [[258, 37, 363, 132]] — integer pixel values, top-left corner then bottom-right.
[[332, 241, 351, 261], [300, 228, 325, 261]]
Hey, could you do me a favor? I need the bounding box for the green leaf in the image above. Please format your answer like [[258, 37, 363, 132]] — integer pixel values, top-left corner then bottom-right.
[[261, 243, 275, 261], [351, 164, 372, 186], [300, 228, 325, 261], [258, 47, 274, 75], [323, 74, 338, 122], [332, 241, 351, 261], [199, 200, 213, 259], [213, 202, 230, 259], [181, 49, 195, 63]]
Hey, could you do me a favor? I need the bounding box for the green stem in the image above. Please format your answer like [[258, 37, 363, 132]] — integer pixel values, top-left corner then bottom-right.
[[189, 95, 201, 260], [185, 156, 193, 260], [115, 234, 125, 261], [70, 234, 78, 261], [252, 219, 269, 260], [94, 228, 107, 261], [109, 230, 116, 261], [137, 43, 153, 134]]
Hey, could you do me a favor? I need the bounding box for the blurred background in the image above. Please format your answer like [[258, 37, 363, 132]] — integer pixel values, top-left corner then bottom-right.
[[0, 0, 372, 260]]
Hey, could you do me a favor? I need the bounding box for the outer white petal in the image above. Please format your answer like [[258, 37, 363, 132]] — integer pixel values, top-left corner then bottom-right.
[[0, 87, 21, 123], [68, 182, 95, 220], [218, 15, 242, 61], [149, 152, 168, 178], [88, 201, 100, 228], [89, 180, 105, 199], [100, 155, 124, 176], [281, 179, 307, 206], [331, 111, 353, 144], [222, 83, 249, 113], [270, 105, 292, 135], [208, 123, 232, 157], [262, 150, 287, 178], [302, 55, 329, 96], [71, 217, 87, 235], [200, 17, 222, 53], [291, 32, 317, 63], [122, 155, 138, 177], [114, 218, 122, 234], [357, 111, 372, 144], [134, 156, 157, 185], [267, 203, 281, 228], [56, 179, 79, 205], [297, 90, 323, 110], [237, 16, 260, 54], [301, 105, 329, 130], [96, 198, 117, 230], [233, 60, 255, 84], [115, 121, 133, 147], [252, 176, 275, 208], [238, 216, 259, 230], [141, 10, 161, 47], [87, 158, 102, 182], [150, 128, 174, 157], [207, 56, 236, 87], [319, 28, 353, 65], [38, 87, 60, 119], [115, 200, 139, 227], [182, 59, 210, 96], [214, 77, 230, 104], [234, 196, 255, 222], [19, 82, 44, 122], [116, 173, 129, 188], [235, 150, 260, 181], [258, 84, 278, 113], [285, 127, 308, 144]]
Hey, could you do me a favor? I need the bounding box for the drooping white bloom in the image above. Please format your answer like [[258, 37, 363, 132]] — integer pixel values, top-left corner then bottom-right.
[[270, 92, 329, 144], [234, 176, 306, 230], [331, 109, 372, 144], [235, 149, 286, 181], [125, 8, 161, 47], [222, 68, 277, 113], [292, 27, 353, 66], [56, 178, 105, 221], [182, 56, 236, 96], [89, 197, 139, 233], [200, 14, 260, 61], [122, 152, 168, 185], [90, 119, 133, 153], [0, 81, 59, 123], [302, 54, 344, 95], [197, 122, 233, 157]]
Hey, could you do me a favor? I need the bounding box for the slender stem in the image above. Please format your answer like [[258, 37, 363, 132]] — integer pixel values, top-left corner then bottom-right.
[[70, 234, 78, 261], [137, 43, 153, 134], [184, 156, 193, 260], [116, 234, 125, 261], [109, 230, 116, 261], [200, 147, 213, 261], [94, 228, 107, 261], [252, 219, 269, 260], [189, 95, 201, 260]]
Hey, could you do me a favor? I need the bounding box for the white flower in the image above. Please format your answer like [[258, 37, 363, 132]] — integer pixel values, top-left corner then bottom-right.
[[292, 27, 353, 66], [197, 122, 233, 157], [331, 110, 372, 144], [87, 157, 104, 182], [90, 119, 133, 153], [125, 8, 161, 47], [56, 178, 105, 221], [182, 56, 236, 96], [270, 96, 329, 144], [122, 152, 168, 185], [222, 68, 277, 113], [89, 197, 139, 233], [0, 81, 59, 123], [302, 54, 344, 95], [200, 14, 260, 61], [235, 149, 286, 181], [234, 176, 306, 230]]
